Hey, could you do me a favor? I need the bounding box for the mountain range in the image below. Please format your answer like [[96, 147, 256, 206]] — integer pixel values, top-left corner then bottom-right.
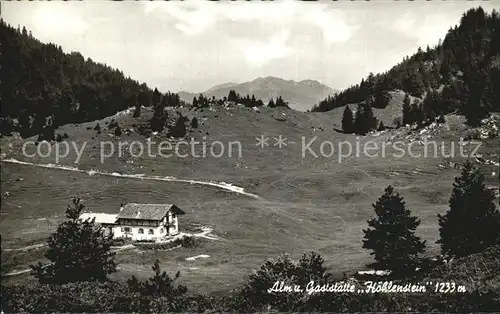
[[178, 76, 337, 111]]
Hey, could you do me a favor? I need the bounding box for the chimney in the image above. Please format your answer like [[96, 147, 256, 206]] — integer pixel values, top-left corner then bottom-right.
[[120, 203, 124, 212]]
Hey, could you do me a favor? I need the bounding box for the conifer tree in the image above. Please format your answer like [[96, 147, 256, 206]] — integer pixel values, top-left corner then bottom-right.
[[228, 90, 238, 102], [190, 117, 198, 129], [377, 121, 385, 131], [354, 100, 377, 135], [114, 125, 122, 136], [150, 88, 167, 132], [362, 99, 378, 132], [402, 93, 412, 125], [133, 103, 141, 118], [31, 197, 116, 284], [362, 186, 426, 277], [373, 83, 392, 109], [268, 98, 275, 108], [168, 113, 188, 138], [354, 103, 365, 135], [341, 105, 354, 133], [437, 161, 500, 257]]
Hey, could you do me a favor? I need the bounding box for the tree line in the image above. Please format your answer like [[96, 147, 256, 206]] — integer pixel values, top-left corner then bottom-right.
[[0, 19, 181, 138], [315, 7, 500, 127], [341, 98, 384, 135], [340, 90, 449, 135], [2, 161, 498, 312], [191, 90, 290, 109]]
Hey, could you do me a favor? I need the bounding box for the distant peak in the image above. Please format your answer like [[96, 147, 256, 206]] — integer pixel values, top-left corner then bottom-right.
[[299, 79, 321, 85], [253, 76, 282, 83]]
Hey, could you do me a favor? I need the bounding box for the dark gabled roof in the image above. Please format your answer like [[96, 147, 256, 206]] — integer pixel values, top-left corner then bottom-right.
[[116, 203, 185, 221]]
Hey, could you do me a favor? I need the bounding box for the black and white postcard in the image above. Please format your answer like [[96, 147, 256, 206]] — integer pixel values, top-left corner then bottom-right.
[[1, 1, 499, 312]]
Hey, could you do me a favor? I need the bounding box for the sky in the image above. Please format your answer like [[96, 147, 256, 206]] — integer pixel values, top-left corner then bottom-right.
[[2, 1, 497, 93]]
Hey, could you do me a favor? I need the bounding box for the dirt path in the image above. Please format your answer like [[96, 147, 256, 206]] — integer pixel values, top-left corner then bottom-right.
[[2, 243, 136, 277], [3, 243, 47, 252], [1, 158, 262, 199]]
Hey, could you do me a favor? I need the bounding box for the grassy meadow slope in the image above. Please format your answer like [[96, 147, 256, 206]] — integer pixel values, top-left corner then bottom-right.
[[1, 98, 499, 293]]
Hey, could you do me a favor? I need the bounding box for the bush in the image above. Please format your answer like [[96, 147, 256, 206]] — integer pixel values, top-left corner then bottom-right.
[[135, 236, 199, 250], [240, 252, 329, 312]]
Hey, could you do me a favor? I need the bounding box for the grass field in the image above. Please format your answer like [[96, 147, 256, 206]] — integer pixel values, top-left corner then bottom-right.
[[1, 98, 498, 294]]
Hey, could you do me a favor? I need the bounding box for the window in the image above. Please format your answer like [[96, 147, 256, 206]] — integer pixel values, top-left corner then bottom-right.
[[123, 227, 131, 233], [160, 228, 164, 233], [148, 229, 154, 235], [138, 228, 144, 234]]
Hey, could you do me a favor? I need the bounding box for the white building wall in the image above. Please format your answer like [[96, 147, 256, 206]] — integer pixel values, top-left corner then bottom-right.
[[166, 212, 179, 236], [101, 210, 181, 241], [112, 225, 166, 241]]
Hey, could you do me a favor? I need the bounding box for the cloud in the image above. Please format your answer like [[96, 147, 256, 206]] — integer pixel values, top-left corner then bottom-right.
[[143, 1, 356, 42], [392, 12, 458, 47], [34, 4, 88, 35], [243, 30, 292, 66], [144, 1, 217, 35], [301, 6, 357, 43]]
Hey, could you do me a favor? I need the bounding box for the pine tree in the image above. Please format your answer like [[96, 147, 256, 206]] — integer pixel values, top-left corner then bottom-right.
[[114, 125, 122, 136], [168, 113, 188, 138], [31, 197, 116, 284], [275, 96, 289, 108], [437, 161, 500, 258], [251, 95, 257, 107], [228, 90, 238, 102], [402, 93, 412, 125], [341, 106, 354, 133], [133, 103, 141, 118], [362, 99, 378, 132], [355, 100, 377, 135], [411, 102, 425, 126], [373, 83, 392, 109], [190, 117, 198, 129], [362, 186, 426, 277], [354, 103, 365, 135], [377, 121, 386, 131], [150, 88, 167, 132], [268, 98, 275, 108]]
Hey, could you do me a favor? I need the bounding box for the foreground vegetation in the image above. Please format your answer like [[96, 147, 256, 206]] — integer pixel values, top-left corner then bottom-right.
[[2, 161, 498, 312]]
